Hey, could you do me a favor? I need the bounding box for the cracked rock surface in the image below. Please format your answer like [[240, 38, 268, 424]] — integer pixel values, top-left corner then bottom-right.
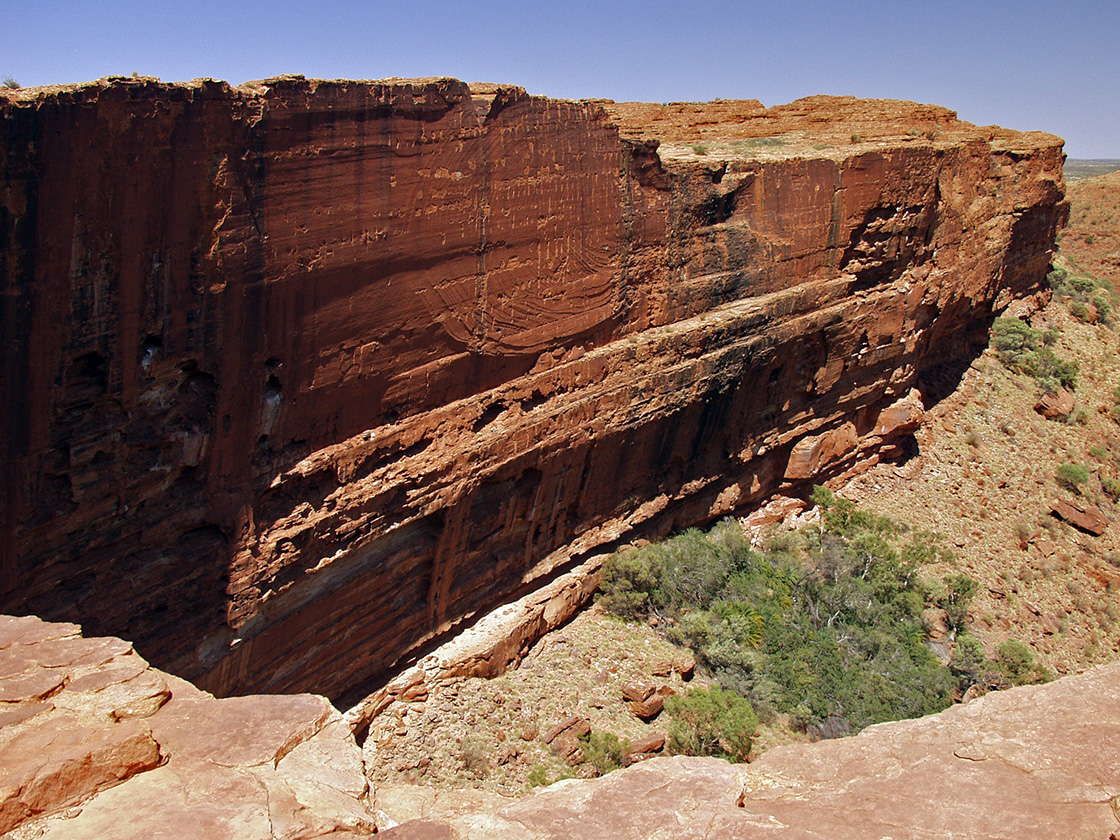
[[0, 615, 376, 839], [381, 660, 1120, 839]]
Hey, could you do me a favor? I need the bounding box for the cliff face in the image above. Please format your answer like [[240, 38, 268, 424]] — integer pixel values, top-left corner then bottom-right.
[[0, 77, 1066, 698]]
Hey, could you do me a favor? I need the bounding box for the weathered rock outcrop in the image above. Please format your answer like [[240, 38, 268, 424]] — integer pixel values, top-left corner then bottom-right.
[[0, 77, 1065, 699], [0, 614, 376, 838], [379, 659, 1120, 839]]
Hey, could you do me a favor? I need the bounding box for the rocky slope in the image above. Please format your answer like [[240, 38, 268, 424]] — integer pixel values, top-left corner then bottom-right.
[[363, 658, 1120, 839], [5, 614, 1119, 839], [842, 167, 1120, 678], [0, 77, 1065, 701]]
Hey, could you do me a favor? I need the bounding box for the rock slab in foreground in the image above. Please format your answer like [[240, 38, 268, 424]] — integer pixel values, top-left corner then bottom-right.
[[383, 660, 1120, 839], [0, 615, 376, 839]]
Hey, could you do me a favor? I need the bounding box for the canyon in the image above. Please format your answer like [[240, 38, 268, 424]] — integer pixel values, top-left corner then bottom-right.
[[1, 76, 1066, 709]]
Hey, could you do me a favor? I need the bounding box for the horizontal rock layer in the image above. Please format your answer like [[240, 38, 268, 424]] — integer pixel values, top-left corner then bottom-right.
[[0, 77, 1065, 698]]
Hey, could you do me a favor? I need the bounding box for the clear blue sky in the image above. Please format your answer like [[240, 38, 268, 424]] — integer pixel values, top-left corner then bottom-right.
[[4, 0, 1117, 158]]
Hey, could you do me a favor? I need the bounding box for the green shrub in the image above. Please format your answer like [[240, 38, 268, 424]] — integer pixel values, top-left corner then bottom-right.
[[599, 497, 1011, 736], [459, 734, 490, 776], [1047, 267, 1069, 290], [942, 574, 978, 632], [598, 550, 660, 617], [949, 632, 988, 691], [1093, 295, 1113, 320], [994, 639, 1048, 686], [1056, 463, 1090, 494], [578, 730, 630, 776], [1070, 301, 1090, 321], [1102, 477, 1120, 501], [990, 317, 1078, 391], [691, 144, 709, 156], [666, 686, 758, 762]]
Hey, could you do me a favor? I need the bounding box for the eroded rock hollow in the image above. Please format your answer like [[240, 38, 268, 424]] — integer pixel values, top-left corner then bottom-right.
[[0, 77, 1066, 699]]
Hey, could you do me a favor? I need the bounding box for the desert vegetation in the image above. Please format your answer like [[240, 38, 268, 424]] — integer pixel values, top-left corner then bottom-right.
[[598, 488, 1047, 749]]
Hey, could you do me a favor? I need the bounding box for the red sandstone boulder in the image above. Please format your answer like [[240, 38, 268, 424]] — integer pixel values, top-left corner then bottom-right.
[[0, 616, 376, 838], [625, 732, 666, 765], [785, 422, 860, 480], [1050, 498, 1109, 535], [629, 692, 665, 721], [0, 715, 161, 833], [1035, 389, 1076, 420]]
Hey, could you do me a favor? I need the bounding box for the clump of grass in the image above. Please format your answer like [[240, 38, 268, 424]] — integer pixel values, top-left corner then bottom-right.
[[578, 730, 631, 776], [738, 136, 787, 148], [691, 144, 709, 156], [1056, 463, 1090, 494], [2, 76, 19, 90]]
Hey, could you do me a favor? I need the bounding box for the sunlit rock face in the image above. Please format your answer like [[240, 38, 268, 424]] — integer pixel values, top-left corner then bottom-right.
[[0, 77, 1066, 698]]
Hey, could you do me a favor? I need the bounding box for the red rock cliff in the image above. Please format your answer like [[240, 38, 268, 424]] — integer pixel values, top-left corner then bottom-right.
[[0, 77, 1066, 698]]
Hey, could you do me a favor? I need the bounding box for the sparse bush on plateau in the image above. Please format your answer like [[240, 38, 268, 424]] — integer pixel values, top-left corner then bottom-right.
[[2, 76, 20, 90]]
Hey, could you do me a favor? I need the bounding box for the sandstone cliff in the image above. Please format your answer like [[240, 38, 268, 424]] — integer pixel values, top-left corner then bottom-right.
[[0, 77, 1065, 699]]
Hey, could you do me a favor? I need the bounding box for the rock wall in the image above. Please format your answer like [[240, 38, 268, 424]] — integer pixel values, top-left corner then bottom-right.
[[0, 77, 1066, 698]]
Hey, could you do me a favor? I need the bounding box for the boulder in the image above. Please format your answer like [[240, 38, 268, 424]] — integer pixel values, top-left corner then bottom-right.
[[0, 616, 376, 838], [1035, 389, 1076, 420], [1050, 498, 1109, 535]]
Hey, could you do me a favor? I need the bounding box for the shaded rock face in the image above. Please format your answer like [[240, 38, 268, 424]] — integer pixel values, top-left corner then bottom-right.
[[0, 77, 1066, 699]]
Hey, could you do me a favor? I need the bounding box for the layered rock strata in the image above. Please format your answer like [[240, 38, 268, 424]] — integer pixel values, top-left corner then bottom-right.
[[0, 77, 1065, 698]]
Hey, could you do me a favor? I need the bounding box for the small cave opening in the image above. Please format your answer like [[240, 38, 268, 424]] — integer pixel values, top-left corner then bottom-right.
[[260, 373, 282, 440], [697, 189, 739, 226], [63, 351, 108, 405], [139, 334, 162, 373], [472, 401, 506, 433]]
